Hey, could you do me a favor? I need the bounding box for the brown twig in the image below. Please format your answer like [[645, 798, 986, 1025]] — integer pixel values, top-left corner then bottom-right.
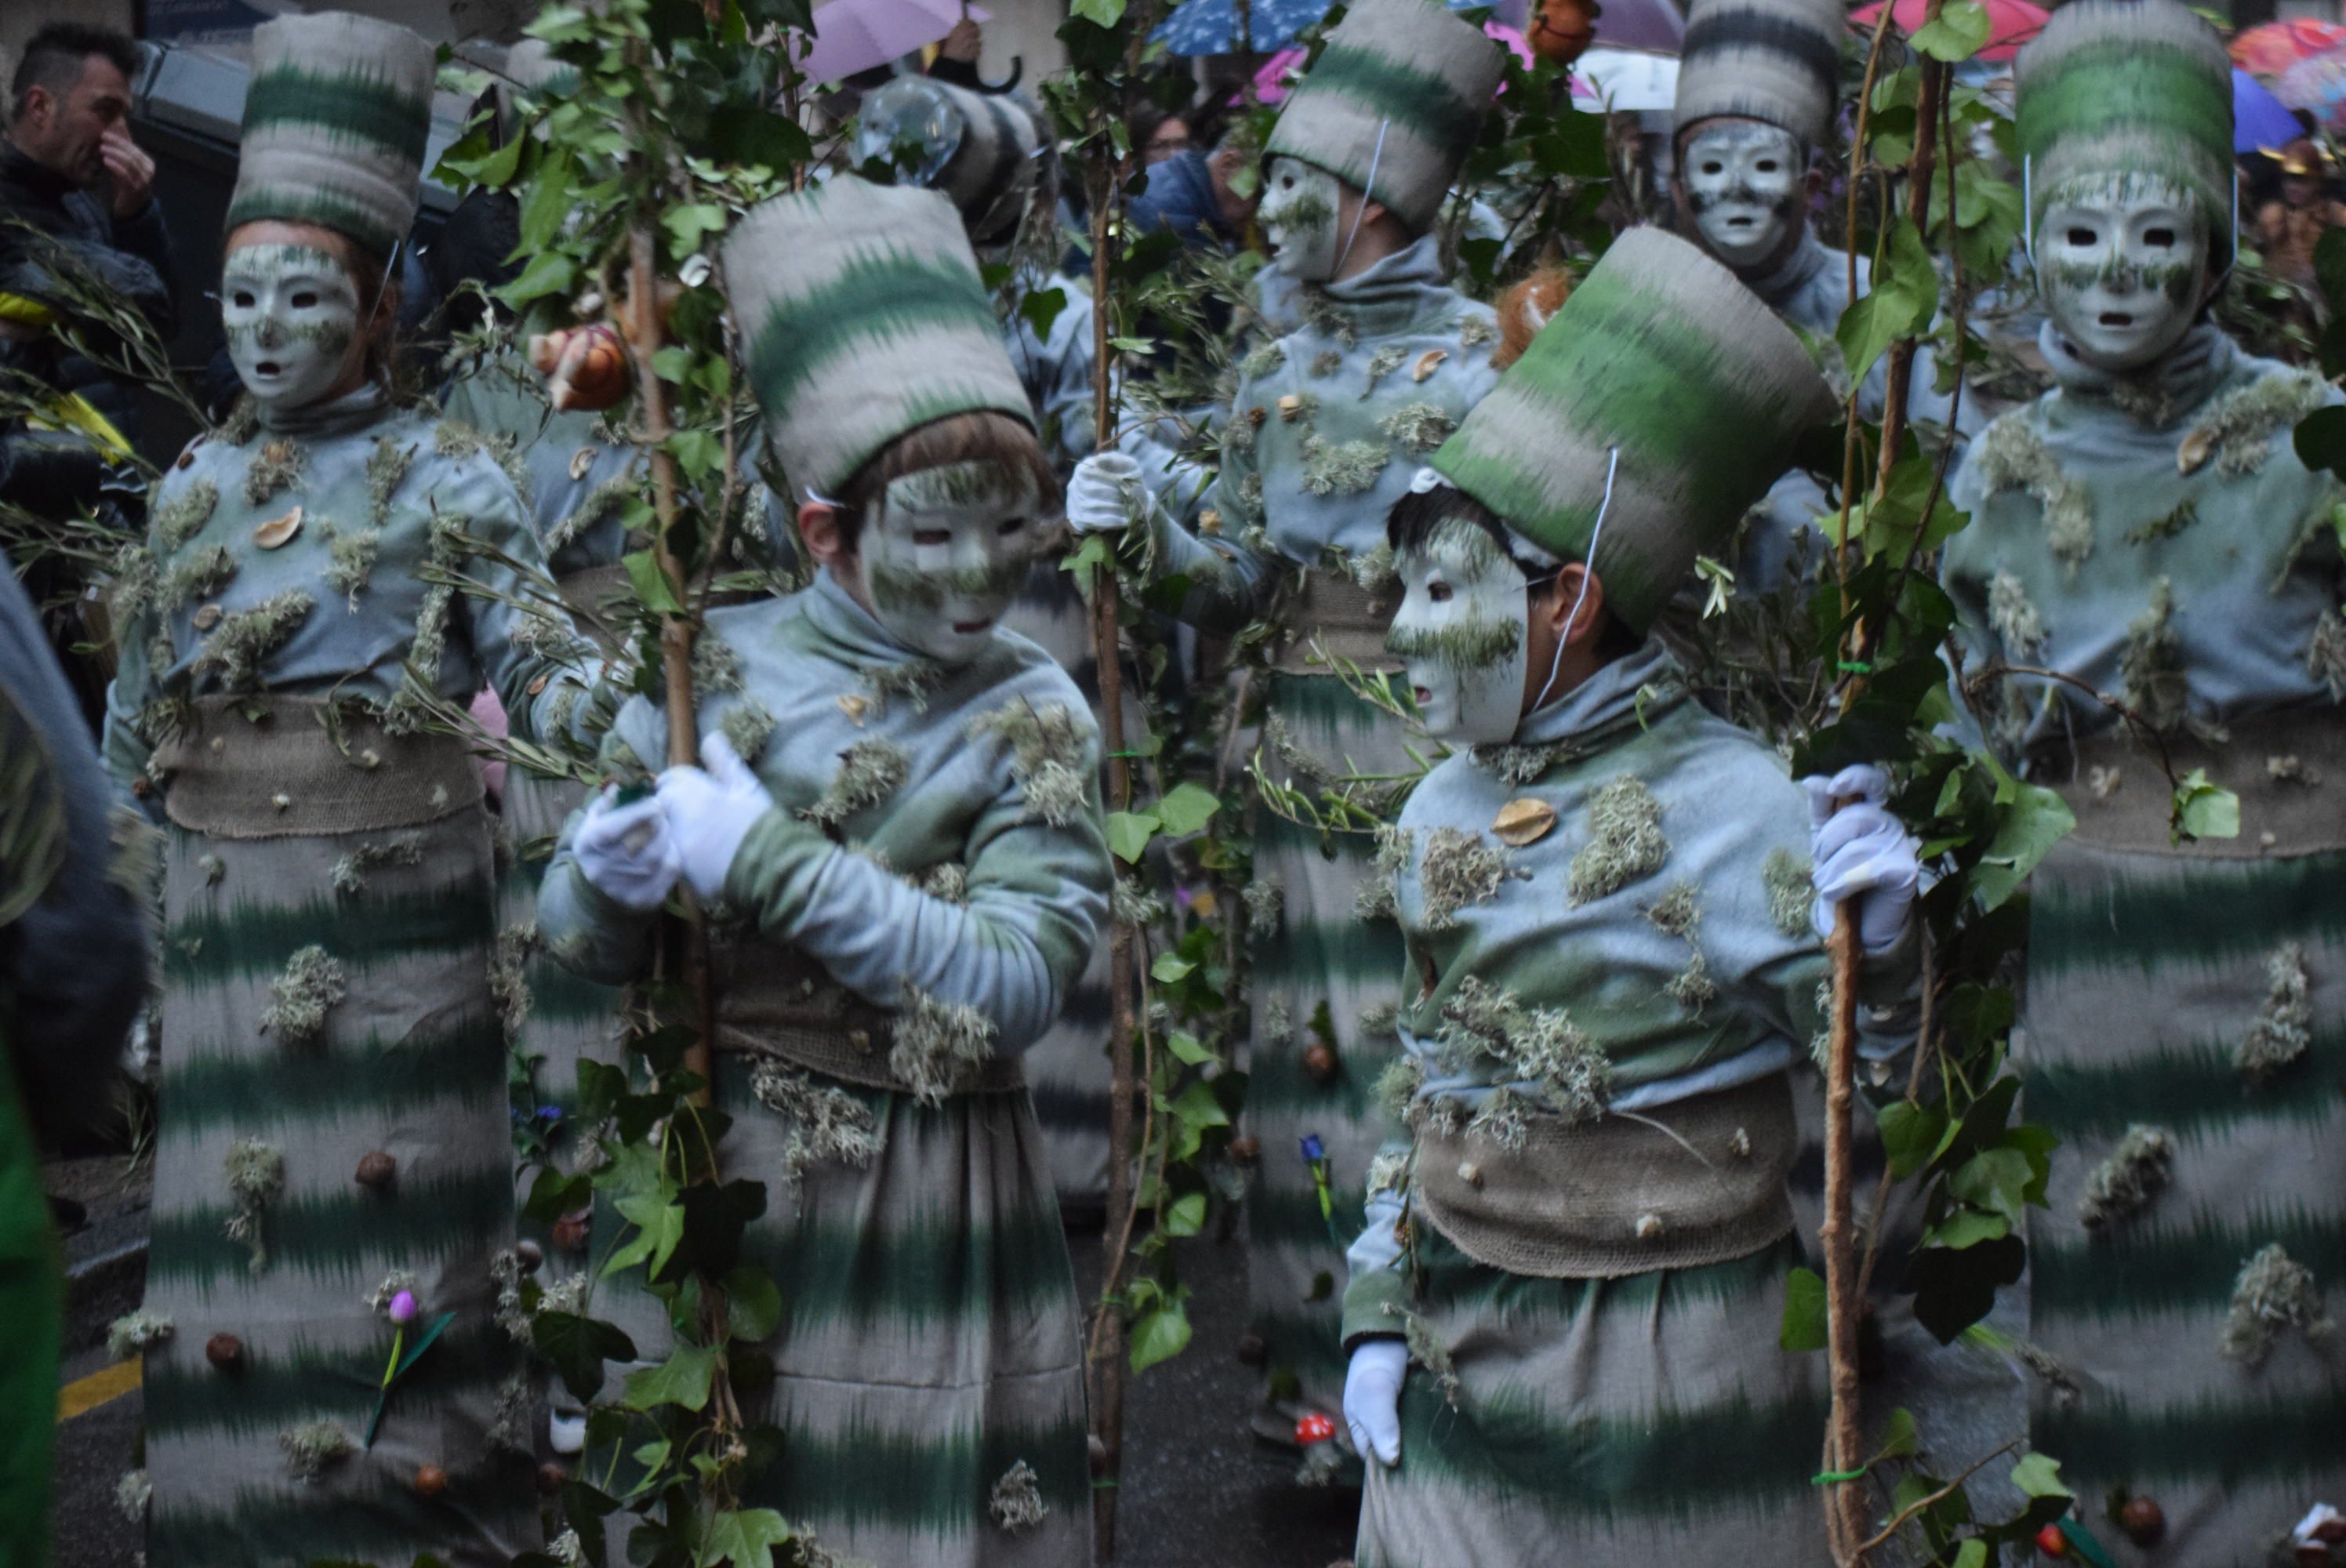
[[1856, 1439, 2022, 1555]]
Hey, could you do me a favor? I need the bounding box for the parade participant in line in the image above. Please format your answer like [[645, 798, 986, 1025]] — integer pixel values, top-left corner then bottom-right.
[[97, 13, 593, 1563], [1335, 227, 1921, 1566], [1669, 0, 1974, 593], [539, 176, 1110, 1568], [1067, 0, 1507, 1443], [1944, 2, 2346, 1555]]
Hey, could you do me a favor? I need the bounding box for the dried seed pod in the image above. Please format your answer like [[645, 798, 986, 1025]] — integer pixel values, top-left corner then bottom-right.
[[2177, 426, 2214, 477], [354, 1151, 396, 1189], [2117, 1496, 2165, 1548], [1198, 508, 1224, 535], [1276, 394, 1304, 422], [1247, 405, 1268, 426], [568, 445, 597, 482], [413, 1465, 448, 1498], [1492, 797, 1557, 847], [176, 449, 195, 470], [1302, 1041, 1340, 1083], [205, 1332, 245, 1370], [536, 1461, 568, 1496], [253, 505, 303, 550], [1227, 1135, 1261, 1165], [192, 604, 223, 631], [514, 1239, 544, 1273], [1411, 349, 1448, 382], [552, 1210, 590, 1253]]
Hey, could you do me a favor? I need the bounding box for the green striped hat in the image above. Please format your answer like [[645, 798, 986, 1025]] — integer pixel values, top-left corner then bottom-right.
[[1672, 0, 1845, 150], [722, 176, 1034, 499], [856, 78, 1046, 248], [2014, 0, 2232, 244], [1429, 227, 1834, 634], [1263, 0, 1505, 233], [226, 12, 435, 260]]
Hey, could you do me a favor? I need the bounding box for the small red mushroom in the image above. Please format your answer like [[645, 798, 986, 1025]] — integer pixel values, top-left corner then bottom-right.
[[1294, 1412, 1336, 1445]]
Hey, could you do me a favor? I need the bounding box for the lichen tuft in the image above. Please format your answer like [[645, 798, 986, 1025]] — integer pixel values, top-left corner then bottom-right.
[[329, 833, 423, 896], [1762, 848, 1813, 938], [1418, 826, 1513, 931], [749, 1059, 884, 1185], [191, 590, 315, 691], [1298, 435, 1391, 498], [1567, 776, 1667, 905], [968, 699, 1090, 827], [2077, 1123, 2174, 1231], [278, 1418, 354, 1480], [1987, 571, 2048, 656], [802, 739, 910, 830], [1354, 823, 1413, 923], [719, 699, 778, 764], [107, 1309, 174, 1362], [260, 944, 347, 1045], [1435, 975, 1608, 1123], [223, 1137, 285, 1272], [889, 985, 997, 1107], [1378, 401, 1457, 456], [2237, 942, 2312, 1083], [2219, 1242, 2333, 1366], [988, 1460, 1049, 1532], [1974, 416, 2093, 575], [1374, 1054, 1425, 1122]]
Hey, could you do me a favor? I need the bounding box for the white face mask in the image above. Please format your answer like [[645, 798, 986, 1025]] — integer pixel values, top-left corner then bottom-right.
[[1385, 517, 1534, 746], [1259, 156, 1348, 283], [856, 459, 1043, 666], [1681, 121, 1806, 273], [2036, 174, 2210, 372], [221, 243, 364, 412]]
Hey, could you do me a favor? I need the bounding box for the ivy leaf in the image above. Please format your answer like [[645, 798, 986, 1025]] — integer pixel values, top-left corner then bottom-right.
[[1876, 1100, 1947, 1179], [622, 1341, 717, 1412], [1149, 953, 1196, 982], [1779, 1265, 1828, 1351], [516, 150, 575, 252], [1105, 809, 1159, 864], [2292, 405, 2346, 481], [532, 1310, 637, 1404], [1130, 1295, 1193, 1372], [2010, 1451, 2072, 1500], [1909, 0, 1991, 60], [1162, 1190, 1209, 1237], [722, 1265, 783, 1343], [661, 202, 728, 260], [1166, 1030, 1215, 1066], [1019, 285, 1068, 342], [2170, 767, 2240, 844], [1060, 532, 1113, 596], [1930, 1207, 2008, 1250], [1952, 1542, 1989, 1568], [1155, 782, 1222, 837], [1836, 220, 1941, 383], [1948, 1146, 2032, 1225], [696, 1508, 797, 1568], [1971, 760, 2073, 911], [1905, 1233, 2025, 1344], [622, 550, 686, 615], [500, 249, 578, 309], [604, 1190, 685, 1280], [1875, 1406, 1919, 1459]]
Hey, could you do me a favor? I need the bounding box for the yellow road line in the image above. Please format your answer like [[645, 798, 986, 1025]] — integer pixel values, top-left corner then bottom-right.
[[58, 1359, 141, 1421]]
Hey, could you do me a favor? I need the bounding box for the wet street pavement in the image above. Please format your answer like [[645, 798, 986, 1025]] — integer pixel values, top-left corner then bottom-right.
[[49, 1153, 1357, 1568]]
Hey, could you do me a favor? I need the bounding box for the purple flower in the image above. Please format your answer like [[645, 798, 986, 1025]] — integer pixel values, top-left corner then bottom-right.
[[1299, 1134, 1325, 1164], [1174, 885, 1196, 910], [388, 1290, 418, 1326], [535, 1105, 564, 1125]]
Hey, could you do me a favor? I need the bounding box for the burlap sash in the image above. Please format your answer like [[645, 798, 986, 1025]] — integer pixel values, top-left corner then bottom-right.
[[1416, 1073, 1798, 1279], [152, 695, 483, 840], [1268, 568, 1403, 675], [708, 943, 1025, 1095], [2037, 709, 2346, 858]]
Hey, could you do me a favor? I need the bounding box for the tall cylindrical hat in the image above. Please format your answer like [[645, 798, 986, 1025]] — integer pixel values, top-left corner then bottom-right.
[[225, 12, 436, 260], [2014, 0, 2232, 245], [1672, 0, 1844, 150], [1429, 227, 1835, 634], [1262, 0, 1506, 233], [855, 78, 1047, 247], [722, 176, 1035, 499]]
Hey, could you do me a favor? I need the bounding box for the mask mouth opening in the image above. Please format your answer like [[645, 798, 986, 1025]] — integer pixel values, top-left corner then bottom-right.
[[2097, 310, 2133, 328], [254, 360, 283, 377], [1412, 683, 1434, 706], [951, 615, 996, 636]]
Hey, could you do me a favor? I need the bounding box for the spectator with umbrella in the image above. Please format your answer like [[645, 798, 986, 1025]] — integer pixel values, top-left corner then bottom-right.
[[2255, 137, 2346, 292]]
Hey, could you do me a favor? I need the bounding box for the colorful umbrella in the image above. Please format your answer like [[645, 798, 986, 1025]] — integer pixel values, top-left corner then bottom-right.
[[1569, 45, 1680, 111], [2231, 18, 2346, 81], [1849, 0, 2048, 64], [1159, 0, 1676, 56], [794, 0, 991, 85], [2236, 67, 2306, 151], [1240, 21, 1530, 103], [2279, 45, 2346, 132]]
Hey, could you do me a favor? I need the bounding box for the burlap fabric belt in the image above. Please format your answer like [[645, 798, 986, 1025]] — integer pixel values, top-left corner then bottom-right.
[[1267, 568, 1403, 676], [707, 944, 1025, 1096], [152, 695, 484, 839], [2034, 708, 2346, 858], [1415, 1073, 1798, 1279]]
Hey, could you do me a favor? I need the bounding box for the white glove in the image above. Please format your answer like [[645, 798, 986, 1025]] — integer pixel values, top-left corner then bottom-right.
[[1066, 452, 1146, 535], [1803, 764, 1921, 958], [1343, 1338, 1408, 1467], [573, 786, 681, 912], [656, 732, 776, 901]]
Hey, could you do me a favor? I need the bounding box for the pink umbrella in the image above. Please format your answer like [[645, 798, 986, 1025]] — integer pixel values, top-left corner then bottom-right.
[[1850, 0, 2048, 63], [794, 0, 993, 85], [2279, 45, 2346, 132], [1243, 21, 1531, 105]]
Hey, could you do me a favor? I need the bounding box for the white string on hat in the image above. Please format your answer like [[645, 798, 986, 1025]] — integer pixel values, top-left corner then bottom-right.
[[1531, 444, 1618, 713], [1335, 118, 1390, 274]]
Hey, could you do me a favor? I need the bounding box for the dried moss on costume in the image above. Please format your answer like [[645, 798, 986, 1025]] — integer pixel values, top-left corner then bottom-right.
[[1943, 9, 2346, 1552], [536, 177, 1109, 1567]]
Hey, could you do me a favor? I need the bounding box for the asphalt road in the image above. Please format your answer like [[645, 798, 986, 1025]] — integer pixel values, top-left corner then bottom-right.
[[49, 1156, 1359, 1568]]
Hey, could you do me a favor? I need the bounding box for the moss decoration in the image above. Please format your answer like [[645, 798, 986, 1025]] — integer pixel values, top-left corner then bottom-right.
[[1434, 975, 1608, 1123], [1418, 827, 1513, 931], [2219, 1243, 2333, 1367], [749, 1058, 884, 1185], [889, 985, 996, 1107], [1973, 416, 2093, 575], [801, 739, 910, 830], [1567, 776, 1667, 906], [223, 1137, 286, 1272], [968, 699, 1088, 827], [152, 479, 220, 555], [259, 944, 346, 1045], [2077, 1123, 2174, 1231], [2237, 942, 2312, 1084], [191, 589, 315, 691], [988, 1460, 1049, 1532]]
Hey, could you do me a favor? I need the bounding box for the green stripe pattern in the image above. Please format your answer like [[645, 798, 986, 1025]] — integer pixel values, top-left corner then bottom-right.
[[140, 814, 531, 1568], [1263, 0, 1505, 231], [594, 1054, 1092, 1566], [2020, 838, 2346, 1566], [1354, 1229, 1828, 1567], [1430, 227, 1835, 633], [2014, 0, 2233, 242], [226, 13, 435, 258], [1245, 670, 1414, 1425], [723, 178, 1035, 497]]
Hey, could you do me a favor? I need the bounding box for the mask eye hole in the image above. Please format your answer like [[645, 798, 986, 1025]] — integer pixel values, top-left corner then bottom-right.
[[1427, 580, 1453, 604], [996, 516, 1026, 537], [1701, 161, 1723, 176], [231, 290, 256, 308], [1755, 159, 1778, 173], [2143, 227, 2176, 249], [2066, 227, 2097, 247], [289, 292, 318, 309], [910, 528, 952, 547]]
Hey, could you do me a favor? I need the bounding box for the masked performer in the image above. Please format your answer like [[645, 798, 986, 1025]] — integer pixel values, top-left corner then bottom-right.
[[96, 13, 595, 1563], [1066, 0, 1507, 1439], [1942, 3, 2346, 1558], [1670, 0, 1974, 593], [539, 176, 1109, 1568], [1333, 227, 1922, 1566]]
